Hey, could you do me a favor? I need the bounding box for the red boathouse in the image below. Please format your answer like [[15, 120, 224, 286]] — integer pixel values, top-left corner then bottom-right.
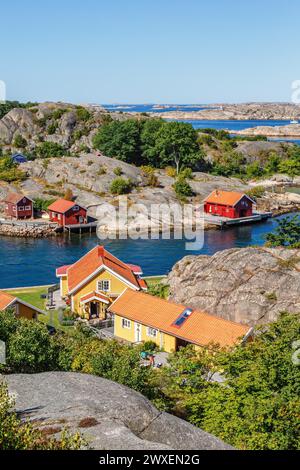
[[4, 193, 33, 219], [204, 190, 255, 219], [47, 199, 87, 226]]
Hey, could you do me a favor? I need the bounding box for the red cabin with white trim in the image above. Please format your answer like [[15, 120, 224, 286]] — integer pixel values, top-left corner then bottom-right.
[[4, 193, 33, 219], [47, 199, 87, 226], [204, 190, 255, 219]]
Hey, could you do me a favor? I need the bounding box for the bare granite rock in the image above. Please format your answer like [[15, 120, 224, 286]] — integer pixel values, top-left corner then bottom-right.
[[167, 246, 300, 325], [0, 108, 38, 145], [156, 102, 300, 121], [4, 372, 232, 450]]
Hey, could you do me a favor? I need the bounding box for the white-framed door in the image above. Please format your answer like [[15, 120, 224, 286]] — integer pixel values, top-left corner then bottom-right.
[[134, 322, 141, 342]]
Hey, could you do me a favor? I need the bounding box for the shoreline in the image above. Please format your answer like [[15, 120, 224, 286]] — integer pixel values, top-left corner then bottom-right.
[[0, 207, 299, 240]]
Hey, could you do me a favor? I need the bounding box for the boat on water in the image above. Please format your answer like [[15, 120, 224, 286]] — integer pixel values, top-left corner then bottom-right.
[[290, 119, 299, 124]]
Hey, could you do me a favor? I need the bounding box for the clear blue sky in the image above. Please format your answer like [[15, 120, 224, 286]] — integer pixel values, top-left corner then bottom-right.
[[1, 0, 300, 104]]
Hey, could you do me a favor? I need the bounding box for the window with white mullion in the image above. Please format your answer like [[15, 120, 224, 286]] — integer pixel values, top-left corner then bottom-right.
[[147, 327, 158, 338], [97, 280, 111, 292]]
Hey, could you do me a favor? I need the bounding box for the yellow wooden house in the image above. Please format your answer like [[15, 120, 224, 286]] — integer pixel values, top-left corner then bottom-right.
[[109, 289, 253, 353], [0, 291, 45, 320], [56, 246, 147, 320]]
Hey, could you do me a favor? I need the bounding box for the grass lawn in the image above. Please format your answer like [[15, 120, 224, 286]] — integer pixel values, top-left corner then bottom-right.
[[6, 287, 73, 333], [143, 276, 166, 287], [143, 275, 169, 298]]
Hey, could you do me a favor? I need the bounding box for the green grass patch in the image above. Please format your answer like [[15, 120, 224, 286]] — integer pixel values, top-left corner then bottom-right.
[[143, 276, 166, 287]]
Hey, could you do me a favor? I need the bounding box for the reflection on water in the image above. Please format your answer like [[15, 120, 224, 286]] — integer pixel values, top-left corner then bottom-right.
[[0, 213, 297, 288]]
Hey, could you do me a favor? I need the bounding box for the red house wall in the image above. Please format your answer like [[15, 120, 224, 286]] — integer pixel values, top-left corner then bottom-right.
[[235, 197, 253, 218], [49, 206, 87, 226], [5, 198, 33, 219], [204, 196, 253, 219]]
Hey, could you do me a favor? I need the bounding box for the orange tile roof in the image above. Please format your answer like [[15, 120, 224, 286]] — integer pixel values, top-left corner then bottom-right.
[[67, 246, 146, 293], [47, 199, 77, 214], [0, 291, 16, 310], [204, 190, 253, 207], [80, 291, 110, 303], [109, 289, 251, 348]]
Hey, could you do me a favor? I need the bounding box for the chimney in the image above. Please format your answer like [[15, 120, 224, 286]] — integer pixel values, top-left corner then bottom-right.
[[215, 189, 219, 196], [98, 246, 104, 258]]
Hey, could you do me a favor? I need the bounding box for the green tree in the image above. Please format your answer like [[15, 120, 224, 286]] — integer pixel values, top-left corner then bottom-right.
[[0, 311, 57, 373], [265, 152, 280, 174], [186, 313, 300, 450], [36, 141, 66, 158], [278, 159, 300, 176], [93, 120, 141, 164], [33, 198, 56, 212], [246, 161, 264, 178], [211, 151, 245, 177], [265, 215, 300, 247], [140, 118, 165, 166], [152, 121, 201, 174]]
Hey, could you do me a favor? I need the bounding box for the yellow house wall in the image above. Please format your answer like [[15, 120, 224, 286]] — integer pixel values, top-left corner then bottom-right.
[[114, 314, 135, 342], [17, 302, 37, 320], [72, 270, 130, 315], [161, 332, 177, 353], [114, 314, 177, 353], [60, 276, 68, 297]]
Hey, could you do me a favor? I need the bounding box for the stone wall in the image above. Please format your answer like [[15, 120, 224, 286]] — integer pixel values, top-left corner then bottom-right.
[[0, 222, 58, 238]]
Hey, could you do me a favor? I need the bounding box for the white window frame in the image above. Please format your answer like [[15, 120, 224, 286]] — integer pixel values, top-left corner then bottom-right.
[[25, 205, 31, 211], [18, 206, 25, 211], [147, 327, 158, 338], [73, 205, 79, 211], [122, 318, 131, 329], [97, 280, 111, 292]]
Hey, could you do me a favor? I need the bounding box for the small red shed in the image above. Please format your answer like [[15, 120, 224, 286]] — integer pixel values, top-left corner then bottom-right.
[[204, 190, 255, 219], [4, 193, 33, 219], [47, 199, 87, 226]]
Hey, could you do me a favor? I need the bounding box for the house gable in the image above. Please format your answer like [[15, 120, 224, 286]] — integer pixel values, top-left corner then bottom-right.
[[71, 267, 138, 313], [67, 246, 144, 294]]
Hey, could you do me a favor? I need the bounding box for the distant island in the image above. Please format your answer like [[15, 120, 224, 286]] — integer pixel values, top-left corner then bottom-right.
[[154, 102, 300, 121]]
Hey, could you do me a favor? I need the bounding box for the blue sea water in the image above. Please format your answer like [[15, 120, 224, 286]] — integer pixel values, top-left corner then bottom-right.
[[0, 214, 297, 288], [102, 103, 296, 141]]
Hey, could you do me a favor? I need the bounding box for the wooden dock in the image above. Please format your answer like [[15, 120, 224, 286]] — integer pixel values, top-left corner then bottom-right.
[[204, 212, 272, 227], [64, 220, 98, 234]]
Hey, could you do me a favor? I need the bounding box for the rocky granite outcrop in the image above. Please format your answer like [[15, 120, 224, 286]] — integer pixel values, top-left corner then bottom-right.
[[157, 102, 300, 121], [167, 247, 300, 325], [4, 372, 232, 450], [254, 189, 300, 215], [0, 102, 131, 153], [235, 123, 300, 137]]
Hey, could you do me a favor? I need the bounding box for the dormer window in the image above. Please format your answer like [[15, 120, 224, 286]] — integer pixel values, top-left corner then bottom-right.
[[97, 280, 110, 292]]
